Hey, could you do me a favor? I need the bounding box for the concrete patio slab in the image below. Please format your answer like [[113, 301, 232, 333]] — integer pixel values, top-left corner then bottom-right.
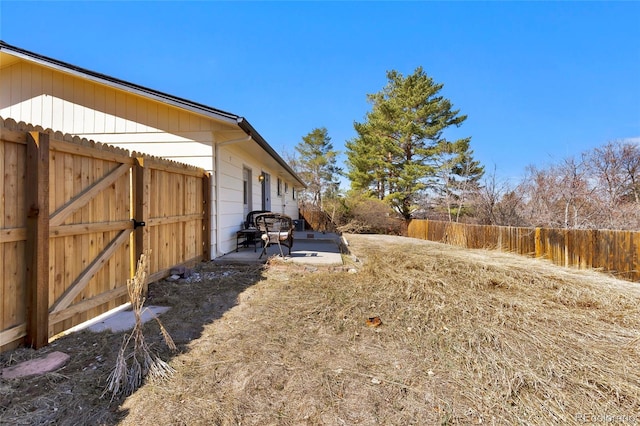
[[217, 231, 345, 266], [88, 306, 170, 333], [286, 240, 343, 266]]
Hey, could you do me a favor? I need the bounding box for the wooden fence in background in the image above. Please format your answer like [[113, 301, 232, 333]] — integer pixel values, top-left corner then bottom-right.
[[299, 207, 338, 233], [0, 118, 210, 353], [407, 219, 640, 282]]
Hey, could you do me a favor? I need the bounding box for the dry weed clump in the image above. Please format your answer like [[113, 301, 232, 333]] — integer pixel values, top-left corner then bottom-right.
[[117, 234, 639, 425], [103, 253, 177, 400]]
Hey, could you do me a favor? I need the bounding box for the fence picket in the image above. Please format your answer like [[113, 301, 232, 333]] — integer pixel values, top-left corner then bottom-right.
[[408, 219, 639, 283]]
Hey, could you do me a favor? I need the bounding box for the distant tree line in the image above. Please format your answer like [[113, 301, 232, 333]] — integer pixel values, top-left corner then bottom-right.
[[290, 67, 639, 233], [474, 140, 640, 230]]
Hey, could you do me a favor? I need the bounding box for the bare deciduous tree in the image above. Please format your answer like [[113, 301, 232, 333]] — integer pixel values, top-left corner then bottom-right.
[[473, 166, 523, 226], [518, 157, 597, 229], [513, 140, 639, 230], [587, 141, 640, 229]]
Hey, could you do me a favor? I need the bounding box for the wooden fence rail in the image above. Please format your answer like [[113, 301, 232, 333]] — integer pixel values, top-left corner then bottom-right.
[[1, 118, 210, 353], [407, 219, 640, 283]]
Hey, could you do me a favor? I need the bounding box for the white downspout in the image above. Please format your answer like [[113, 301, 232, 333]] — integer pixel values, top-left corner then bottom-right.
[[214, 135, 252, 257]]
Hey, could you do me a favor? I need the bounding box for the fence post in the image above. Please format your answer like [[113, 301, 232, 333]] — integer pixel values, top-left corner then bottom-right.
[[564, 229, 569, 267], [591, 229, 599, 272], [25, 132, 50, 349], [202, 173, 211, 261], [133, 157, 150, 293], [633, 231, 640, 282]]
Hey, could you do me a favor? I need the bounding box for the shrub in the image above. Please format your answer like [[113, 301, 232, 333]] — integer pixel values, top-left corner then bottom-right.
[[338, 193, 405, 235]]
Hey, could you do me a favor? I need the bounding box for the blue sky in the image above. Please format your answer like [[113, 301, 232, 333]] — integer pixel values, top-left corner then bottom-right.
[[2, 1, 639, 186]]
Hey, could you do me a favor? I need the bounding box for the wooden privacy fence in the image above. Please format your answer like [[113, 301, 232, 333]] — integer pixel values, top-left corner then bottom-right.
[[0, 118, 210, 353], [407, 219, 640, 283], [299, 207, 337, 233]]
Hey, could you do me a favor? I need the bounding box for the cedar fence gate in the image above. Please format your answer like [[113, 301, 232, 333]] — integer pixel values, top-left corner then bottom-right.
[[1, 118, 210, 353]]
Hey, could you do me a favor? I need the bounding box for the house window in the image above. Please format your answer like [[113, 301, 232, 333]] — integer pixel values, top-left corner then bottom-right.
[[243, 180, 248, 204], [285, 182, 289, 194], [277, 178, 282, 196], [292, 188, 296, 200]]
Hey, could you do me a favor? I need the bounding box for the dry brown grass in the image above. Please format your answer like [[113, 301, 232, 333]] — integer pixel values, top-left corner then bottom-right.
[[2, 235, 639, 425], [118, 235, 639, 425], [0, 263, 262, 425]]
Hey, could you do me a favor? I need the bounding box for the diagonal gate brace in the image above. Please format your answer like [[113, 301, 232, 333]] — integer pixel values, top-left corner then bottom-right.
[[49, 228, 132, 314], [50, 163, 131, 227]]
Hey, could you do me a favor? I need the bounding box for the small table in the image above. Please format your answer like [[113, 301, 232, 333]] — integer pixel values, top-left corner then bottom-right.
[[236, 228, 262, 252]]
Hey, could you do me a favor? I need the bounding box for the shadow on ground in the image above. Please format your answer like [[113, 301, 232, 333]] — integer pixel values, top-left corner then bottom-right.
[[0, 261, 265, 425]]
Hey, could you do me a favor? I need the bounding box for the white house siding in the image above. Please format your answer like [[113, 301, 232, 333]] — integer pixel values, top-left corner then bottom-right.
[[215, 144, 301, 254], [0, 55, 302, 258], [217, 144, 265, 254], [0, 60, 233, 257], [0, 61, 224, 172], [275, 177, 299, 219], [217, 145, 242, 254]]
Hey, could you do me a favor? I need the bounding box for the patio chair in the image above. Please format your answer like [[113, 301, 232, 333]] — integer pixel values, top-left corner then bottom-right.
[[244, 210, 271, 229], [236, 210, 272, 252], [255, 213, 294, 258]]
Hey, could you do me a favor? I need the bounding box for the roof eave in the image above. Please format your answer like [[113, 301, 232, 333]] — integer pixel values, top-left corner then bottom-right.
[[237, 118, 307, 188], [0, 40, 238, 125]]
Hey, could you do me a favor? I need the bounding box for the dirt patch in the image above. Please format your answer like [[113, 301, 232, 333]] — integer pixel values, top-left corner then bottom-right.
[[1, 235, 639, 425]]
